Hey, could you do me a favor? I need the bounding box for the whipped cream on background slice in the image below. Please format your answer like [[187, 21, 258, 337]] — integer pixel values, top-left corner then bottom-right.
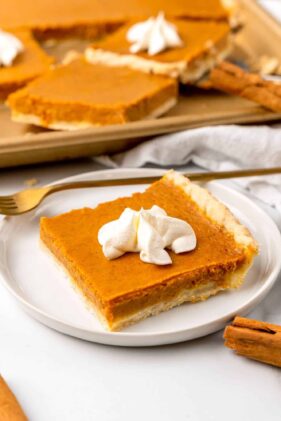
[[0, 30, 24, 67], [127, 12, 183, 56], [98, 205, 196, 265]]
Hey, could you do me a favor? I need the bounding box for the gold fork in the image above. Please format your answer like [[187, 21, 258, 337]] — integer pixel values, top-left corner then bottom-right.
[[1, 167, 281, 216]]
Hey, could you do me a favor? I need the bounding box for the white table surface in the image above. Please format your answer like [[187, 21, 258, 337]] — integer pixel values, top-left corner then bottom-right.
[[1, 159, 281, 421]]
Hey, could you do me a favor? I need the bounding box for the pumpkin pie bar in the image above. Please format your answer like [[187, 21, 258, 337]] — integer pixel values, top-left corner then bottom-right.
[[86, 19, 231, 83], [7, 58, 178, 130], [40, 171, 258, 331], [0, 29, 53, 100], [1, 0, 229, 39]]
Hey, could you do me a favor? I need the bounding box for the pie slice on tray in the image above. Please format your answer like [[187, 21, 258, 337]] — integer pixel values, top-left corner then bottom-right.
[[86, 19, 231, 83], [0, 0, 230, 39], [0, 29, 53, 100], [7, 58, 178, 130]]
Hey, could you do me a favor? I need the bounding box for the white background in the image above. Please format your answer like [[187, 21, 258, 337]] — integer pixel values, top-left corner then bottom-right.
[[1, 3, 281, 420]]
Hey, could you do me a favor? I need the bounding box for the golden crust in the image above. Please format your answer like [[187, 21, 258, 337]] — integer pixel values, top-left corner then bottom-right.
[[164, 170, 258, 254], [85, 45, 231, 83]]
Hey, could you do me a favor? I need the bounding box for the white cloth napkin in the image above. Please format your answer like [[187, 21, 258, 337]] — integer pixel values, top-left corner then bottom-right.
[[95, 124, 281, 212]]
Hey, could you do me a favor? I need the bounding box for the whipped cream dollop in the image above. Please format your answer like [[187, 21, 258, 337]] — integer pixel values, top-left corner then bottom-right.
[[126, 12, 183, 56], [98, 205, 196, 265], [0, 30, 24, 67]]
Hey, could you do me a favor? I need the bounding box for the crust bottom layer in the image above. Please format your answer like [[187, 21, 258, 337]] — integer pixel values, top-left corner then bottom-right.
[[10, 97, 177, 130]]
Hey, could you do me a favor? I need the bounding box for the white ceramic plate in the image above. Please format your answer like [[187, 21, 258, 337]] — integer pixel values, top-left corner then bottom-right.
[[0, 168, 281, 347]]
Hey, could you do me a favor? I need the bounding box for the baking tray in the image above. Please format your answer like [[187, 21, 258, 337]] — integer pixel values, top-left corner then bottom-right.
[[1, 0, 281, 168]]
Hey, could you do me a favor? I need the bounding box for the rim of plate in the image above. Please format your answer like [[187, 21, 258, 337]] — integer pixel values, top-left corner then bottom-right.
[[0, 168, 281, 346]]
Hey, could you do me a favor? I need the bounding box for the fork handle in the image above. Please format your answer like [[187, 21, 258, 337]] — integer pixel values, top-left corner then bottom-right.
[[46, 177, 157, 193], [188, 166, 281, 182], [46, 167, 281, 194]]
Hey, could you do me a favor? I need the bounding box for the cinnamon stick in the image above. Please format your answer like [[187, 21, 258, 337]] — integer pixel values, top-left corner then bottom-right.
[[0, 375, 28, 420], [224, 316, 281, 368], [210, 61, 281, 113]]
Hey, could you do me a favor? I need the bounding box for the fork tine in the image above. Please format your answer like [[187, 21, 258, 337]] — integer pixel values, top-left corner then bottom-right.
[[0, 197, 16, 203], [0, 202, 18, 210]]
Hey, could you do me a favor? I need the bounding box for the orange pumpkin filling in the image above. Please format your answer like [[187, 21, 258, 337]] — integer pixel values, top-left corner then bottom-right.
[[40, 172, 257, 331]]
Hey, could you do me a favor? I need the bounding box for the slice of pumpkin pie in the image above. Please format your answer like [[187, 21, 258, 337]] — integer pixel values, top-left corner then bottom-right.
[[40, 171, 258, 331], [7, 58, 178, 130], [86, 17, 231, 83], [0, 0, 229, 39], [0, 29, 53, 100]]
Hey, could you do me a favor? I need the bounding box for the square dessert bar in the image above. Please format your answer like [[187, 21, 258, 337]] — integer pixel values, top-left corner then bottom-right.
[[86, 19, 231, 83], [7, 58, 178, 129], [0, 29, 53, 100], [0, 0, 229, 39], [40, 171, 257, 331]]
